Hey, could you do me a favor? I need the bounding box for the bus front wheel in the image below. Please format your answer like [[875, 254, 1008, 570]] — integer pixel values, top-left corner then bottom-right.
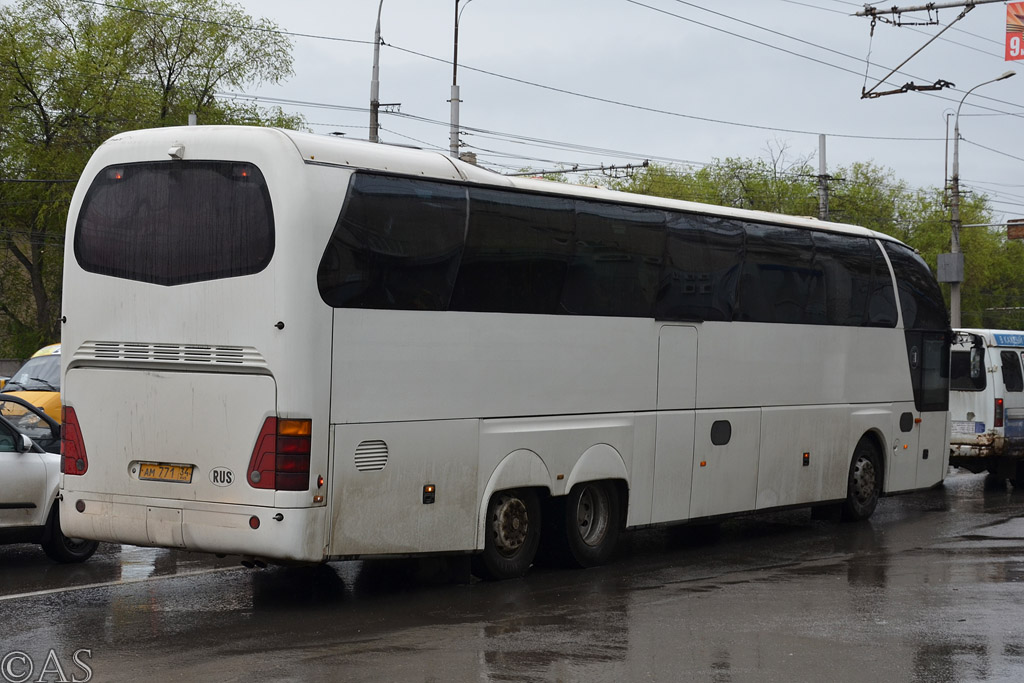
[[472, 489, 541, 580], [841, 439, 881, 522]]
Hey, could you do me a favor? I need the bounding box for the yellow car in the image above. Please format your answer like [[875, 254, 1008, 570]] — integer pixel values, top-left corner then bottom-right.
[[1, 344, 61, 423]]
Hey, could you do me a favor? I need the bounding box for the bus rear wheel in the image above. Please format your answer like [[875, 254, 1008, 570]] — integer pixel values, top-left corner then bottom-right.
[[841, 439, 881, 522], [42, 505, 99, 564], [472, 489, 541, 580], [565, 481, 621, 567], [542, 481, 621, 568]]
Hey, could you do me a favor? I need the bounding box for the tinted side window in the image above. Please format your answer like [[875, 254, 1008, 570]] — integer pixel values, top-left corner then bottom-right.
[[317, 174, 467, 310], [450, 189, 572, 314], [1001, 351, 1024, 392], [562, 202, 665, 317], [75, 162, 274, 286], [882, 243, 949, 331], [950, 350, 986, 391], [812, 232, 897, 327], [738, 223, 825, 324], [656, 214, 742, 322]]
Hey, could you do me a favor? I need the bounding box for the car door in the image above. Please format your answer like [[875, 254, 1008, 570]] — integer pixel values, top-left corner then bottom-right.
[[0, 419, 49, 528]]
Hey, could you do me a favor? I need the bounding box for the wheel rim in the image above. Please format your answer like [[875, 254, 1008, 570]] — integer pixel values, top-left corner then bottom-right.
[[575, 485, 610, 547], [64, 537, 92, 552], [851, 455, 877, 504], [491, 493, 529, 557]]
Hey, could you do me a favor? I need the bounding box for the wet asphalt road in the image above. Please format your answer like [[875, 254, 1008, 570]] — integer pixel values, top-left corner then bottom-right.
[[1, 470, 1023, 683]]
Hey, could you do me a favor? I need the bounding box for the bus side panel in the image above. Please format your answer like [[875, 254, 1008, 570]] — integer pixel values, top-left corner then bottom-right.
[[630, 412, 658, 527], [916, 411, 949, 488], [693, 324, 909, 409], [327, 420, 479, 556], [329, 311, 658, 424], [478, 415, 634, 497], [689, 408, 760, 519], [888, 401, 920, 492], [755, 405, 850, 509], [651, 411, 696, 524]]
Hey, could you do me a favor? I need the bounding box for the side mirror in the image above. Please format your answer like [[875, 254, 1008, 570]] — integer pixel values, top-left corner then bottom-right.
[[15, 433, 33, 453]]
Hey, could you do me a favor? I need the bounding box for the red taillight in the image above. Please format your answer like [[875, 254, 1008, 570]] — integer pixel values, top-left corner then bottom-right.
[[246, 417, 311, 491], [995, 398, 1005, 429], [61, 406, 89, 476]]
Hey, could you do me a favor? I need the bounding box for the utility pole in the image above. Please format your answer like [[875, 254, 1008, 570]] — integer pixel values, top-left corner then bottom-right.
[[817, 134, 829, 221], [450, 0, 474, 158], [942, 71, 1016, 327], [369, 0, 384, 143], [449, 1, 462, 157]]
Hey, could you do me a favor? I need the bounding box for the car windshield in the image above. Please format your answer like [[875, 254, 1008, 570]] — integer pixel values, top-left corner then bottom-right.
[[2, 354, 60, 392]]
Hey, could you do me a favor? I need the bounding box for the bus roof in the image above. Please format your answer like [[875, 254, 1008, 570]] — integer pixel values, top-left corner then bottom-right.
[[97, 125, 904, 245]]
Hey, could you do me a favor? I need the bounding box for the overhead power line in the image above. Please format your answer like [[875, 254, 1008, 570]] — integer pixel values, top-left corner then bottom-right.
[[62, 0, 1024, 144]]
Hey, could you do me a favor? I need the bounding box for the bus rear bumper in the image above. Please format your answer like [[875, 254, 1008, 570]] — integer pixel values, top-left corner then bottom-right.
[[58, 491, 326, 564]]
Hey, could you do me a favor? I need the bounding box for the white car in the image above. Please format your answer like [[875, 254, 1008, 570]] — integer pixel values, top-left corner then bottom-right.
[[0, 394, 98, 562]]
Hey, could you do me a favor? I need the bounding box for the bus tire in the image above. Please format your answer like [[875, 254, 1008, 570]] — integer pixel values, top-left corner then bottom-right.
[[564, 481, 621, 568], [472, 489, 541, 581], [841, 439, 881, 522], [42, 505, 99, 564]]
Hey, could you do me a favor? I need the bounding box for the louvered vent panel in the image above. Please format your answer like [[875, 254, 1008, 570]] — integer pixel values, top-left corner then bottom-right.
[[73, 341, 267, 369], [354, 440, 389, 472]]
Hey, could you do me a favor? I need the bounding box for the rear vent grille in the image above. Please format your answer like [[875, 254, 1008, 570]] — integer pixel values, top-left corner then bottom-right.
[[354, 440, 389, 472], [72, 341, 268, 371]]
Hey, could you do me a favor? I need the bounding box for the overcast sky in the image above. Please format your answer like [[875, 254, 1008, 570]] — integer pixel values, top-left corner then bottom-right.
[[133, 1, 1024, 221]]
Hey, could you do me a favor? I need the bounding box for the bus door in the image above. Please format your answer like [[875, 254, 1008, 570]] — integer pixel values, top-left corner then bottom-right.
[[904, 330, 951, 489], [651, 325, 697, 524]]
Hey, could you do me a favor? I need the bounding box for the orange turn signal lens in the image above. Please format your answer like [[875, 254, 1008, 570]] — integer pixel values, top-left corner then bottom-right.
[[278, 419, 312, 436]]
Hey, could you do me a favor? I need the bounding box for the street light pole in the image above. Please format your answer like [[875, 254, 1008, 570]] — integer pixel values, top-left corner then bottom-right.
[[369, 0, 384, 143], [450, 0, 474, 158], [949, 70, 1015, 327]]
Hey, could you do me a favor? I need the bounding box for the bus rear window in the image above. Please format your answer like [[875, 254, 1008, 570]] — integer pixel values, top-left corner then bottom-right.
[[74, 161, 274, 286]]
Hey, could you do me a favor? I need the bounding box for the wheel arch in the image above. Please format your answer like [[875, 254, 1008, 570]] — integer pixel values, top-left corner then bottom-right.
[[477, 449, 551, 550], [563, 443, 629, 495], [857, 428, 887, 493]]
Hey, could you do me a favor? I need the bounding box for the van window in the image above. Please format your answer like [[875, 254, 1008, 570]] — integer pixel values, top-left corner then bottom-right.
[[1001, 351, 1023, 392], [950, 350, 986, 391]]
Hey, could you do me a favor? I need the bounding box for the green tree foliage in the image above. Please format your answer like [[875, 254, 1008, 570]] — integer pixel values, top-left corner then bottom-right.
[[607, 154, 1024, 330], [0, 0, 302, 357]]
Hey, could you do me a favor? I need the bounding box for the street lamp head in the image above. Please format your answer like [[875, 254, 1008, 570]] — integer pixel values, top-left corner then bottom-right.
[[998, 70, 1016, 81]]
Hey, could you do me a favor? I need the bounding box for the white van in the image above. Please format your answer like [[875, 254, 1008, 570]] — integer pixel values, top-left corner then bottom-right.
[[949, 329, 1024, 484]]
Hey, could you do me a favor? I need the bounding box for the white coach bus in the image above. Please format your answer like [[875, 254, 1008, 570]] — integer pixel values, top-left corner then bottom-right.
[[59, 126, 951, 579]]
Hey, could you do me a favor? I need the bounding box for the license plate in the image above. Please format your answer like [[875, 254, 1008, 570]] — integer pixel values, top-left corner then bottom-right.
[[139, 462, 194, 484]]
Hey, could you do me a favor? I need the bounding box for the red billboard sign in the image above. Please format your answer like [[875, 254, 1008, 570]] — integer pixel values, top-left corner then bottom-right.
[[1008, 2, 1024, 61]]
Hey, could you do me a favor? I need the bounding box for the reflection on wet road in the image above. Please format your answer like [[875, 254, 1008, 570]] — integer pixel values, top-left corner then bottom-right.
[[1, 471, 1023, 682]]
